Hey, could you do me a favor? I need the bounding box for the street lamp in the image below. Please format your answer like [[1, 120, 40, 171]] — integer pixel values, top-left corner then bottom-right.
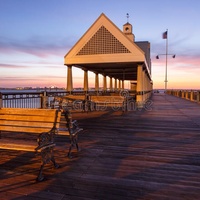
[[156, 54, 176, 91], [156, 53, 176, 92], [156, 54, 175, 59]]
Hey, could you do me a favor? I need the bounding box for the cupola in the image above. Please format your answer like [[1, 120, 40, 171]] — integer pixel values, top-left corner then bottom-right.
[[123, 13, 135, 42]]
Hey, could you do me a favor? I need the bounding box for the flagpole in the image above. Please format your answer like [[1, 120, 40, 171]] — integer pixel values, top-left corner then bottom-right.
[[165, 29, 168, 92], [157, 30, 175, 92]]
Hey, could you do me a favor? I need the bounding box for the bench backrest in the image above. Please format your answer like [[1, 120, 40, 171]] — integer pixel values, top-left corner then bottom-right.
[[0, 108, 61, 134]]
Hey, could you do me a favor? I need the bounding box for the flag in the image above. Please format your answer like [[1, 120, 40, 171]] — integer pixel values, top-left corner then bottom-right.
[[162, 31, 167, 39]]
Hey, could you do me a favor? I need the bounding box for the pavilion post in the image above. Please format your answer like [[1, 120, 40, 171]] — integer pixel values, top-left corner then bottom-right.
[[122, 80, 124, 90], [136, 64, 144, 108], [118, 80, 121, 90], [67, 65, 73, 93], [110, 77, 113, 91], [95, 73, 99, 93], [115, 79, 117, 91], [103, 75, 107, 92], [84, 69, 89, 92]]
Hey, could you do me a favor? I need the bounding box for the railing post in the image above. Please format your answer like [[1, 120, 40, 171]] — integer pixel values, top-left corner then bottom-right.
[[197, 91, 200, 103], [0, 93, 3, 108], [40, 91, 48, 108], [185, 91, 188, 100], [190, 90, 194, 101], [179, 90, 181, 97], [181, 90, 184, 98]]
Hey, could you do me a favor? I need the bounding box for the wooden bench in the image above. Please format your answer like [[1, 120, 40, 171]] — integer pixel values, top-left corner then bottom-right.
[[57, 108, 83, 158], [90, 96, 124, 110], [0, 108, 61, 181]]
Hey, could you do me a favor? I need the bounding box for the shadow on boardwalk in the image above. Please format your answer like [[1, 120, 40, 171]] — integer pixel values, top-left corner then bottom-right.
[[1, 93, 200, 200]]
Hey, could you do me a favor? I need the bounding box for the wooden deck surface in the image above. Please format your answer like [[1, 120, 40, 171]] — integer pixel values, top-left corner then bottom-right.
[[1, 93, 200, 200]]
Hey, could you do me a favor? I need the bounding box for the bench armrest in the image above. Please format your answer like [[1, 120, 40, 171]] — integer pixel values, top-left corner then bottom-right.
[[35, 127, 57, 151]]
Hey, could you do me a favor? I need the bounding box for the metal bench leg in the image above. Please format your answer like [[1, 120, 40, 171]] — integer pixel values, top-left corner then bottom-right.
[[51, 154, 60, 169], [68, 145, 72, 158], [75, 140, 79, 151], [68, 137, 74, 158], [74, 135, 80, 151], [68, 134, 79, 158], [36, 146, 58, 181], [37, 164, 45, 182]]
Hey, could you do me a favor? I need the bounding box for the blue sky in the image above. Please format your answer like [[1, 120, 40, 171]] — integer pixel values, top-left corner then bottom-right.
[[0, 0, 200, 89]]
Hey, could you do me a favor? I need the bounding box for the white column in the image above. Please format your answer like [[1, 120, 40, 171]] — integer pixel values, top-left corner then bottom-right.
[[147, 76, 151, 98], [122, 80, 124, 90], [103, 75, 107, 91], [67, 65, 73, 92], [118, 80, 121, 90], [115, 79, 117, 91], [143, 72, 147, 100], [110, 77, 113, 91], [136, 64, 144, 107], [84, 70, 88, 92], [95, 73, 99, 92]]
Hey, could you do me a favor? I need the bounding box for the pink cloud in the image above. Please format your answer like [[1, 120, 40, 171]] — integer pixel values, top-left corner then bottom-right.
[[0, 36, 72, 58], [0, 75, 66, 88], [0, 64, 29, 69]]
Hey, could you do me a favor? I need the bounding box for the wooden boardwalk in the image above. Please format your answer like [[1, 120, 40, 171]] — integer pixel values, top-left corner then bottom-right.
[[1, 93, 200, 200]]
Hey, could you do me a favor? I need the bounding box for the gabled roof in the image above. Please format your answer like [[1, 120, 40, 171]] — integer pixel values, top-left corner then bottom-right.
[[64, 13, 145, 65], [64, 13, 151, 81]]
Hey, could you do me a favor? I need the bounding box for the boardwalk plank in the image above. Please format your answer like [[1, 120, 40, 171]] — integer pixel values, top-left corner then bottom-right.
[[1, 94, 200, 199]]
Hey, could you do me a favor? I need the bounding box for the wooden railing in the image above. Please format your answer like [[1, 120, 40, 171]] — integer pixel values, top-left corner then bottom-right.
[[166, 90, 200, 103]]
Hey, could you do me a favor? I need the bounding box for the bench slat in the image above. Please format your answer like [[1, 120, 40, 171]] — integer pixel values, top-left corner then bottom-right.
[[0, 125, 55, 133], [0, 108, 57, 115], [0, 120, 59, 128], [0, 108, 61, 133], [0, 115, 58, 122], [0, 110, 61, 134]]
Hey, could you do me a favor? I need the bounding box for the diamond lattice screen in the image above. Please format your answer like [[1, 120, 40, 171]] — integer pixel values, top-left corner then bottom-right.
[[77, 26, 130, 55]]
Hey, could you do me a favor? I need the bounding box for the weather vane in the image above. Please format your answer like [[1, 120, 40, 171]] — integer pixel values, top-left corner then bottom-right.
[[126, 13, 129, 23]]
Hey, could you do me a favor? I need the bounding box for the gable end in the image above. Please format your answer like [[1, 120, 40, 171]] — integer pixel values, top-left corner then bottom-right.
[[76, 26, 131, 55]]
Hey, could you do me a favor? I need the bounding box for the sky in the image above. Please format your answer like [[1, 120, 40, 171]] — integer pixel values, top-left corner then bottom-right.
[[0, 0, 200, 90]]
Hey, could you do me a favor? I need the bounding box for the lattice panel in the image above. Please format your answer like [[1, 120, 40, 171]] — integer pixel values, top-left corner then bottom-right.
[[77, 26, 130, 55]]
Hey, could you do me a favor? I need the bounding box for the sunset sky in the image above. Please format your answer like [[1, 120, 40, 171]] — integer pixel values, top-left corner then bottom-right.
[[0, 0, 200, 89]]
